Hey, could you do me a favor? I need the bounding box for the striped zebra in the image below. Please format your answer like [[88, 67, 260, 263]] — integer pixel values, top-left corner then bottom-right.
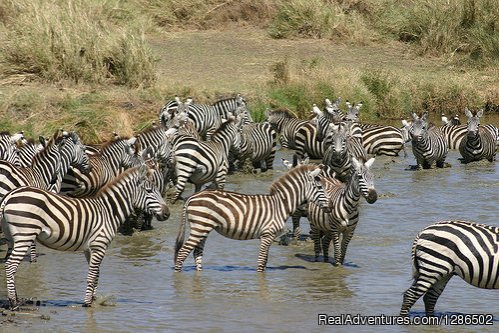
[[359, 123, 406, 156], [323, 122, 368, 182], [409, 112, 449, 169], [267, 108, 308, 149], [308, 157, 377, 265], [159, 96, 181, 127], [170, 117, 239, 203], [439, 123, 468, 150], [1, 165, 170, 310], [173, 164, 331, 272], [60, 136, 138, 197], [458, 108, 497, 163], [400, 220, 499, 316], [235, 121, 277, 172], [294, 122, 329, 159], [0, 131, 23, 167], [0, 131, 91, 261]]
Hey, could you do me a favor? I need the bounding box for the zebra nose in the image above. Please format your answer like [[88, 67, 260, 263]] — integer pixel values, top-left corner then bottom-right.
[[156, 205, 170, 221], [366, 189, 378, 204]]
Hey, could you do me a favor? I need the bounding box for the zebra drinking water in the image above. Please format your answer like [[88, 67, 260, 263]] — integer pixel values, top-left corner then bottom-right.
[[1, 165, 170, 309], [400, 220, 499, 316], [174, 164, 331, 272]]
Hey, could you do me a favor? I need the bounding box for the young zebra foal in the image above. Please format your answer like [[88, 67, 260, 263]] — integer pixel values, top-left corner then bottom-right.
[[400, 220, 499, 316], [1, 165, 170, 310], [174, 164, 331, 272]]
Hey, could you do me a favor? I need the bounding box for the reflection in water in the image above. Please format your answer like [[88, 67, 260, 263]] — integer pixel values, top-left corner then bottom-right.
[[0, 150, 497, 332]]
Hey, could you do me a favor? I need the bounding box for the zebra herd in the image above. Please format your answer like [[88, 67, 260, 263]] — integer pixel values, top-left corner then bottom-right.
[[0, 94, 498, 319]]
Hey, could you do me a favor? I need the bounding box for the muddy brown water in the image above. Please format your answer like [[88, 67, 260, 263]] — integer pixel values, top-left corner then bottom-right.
[[0, 147, 498, 332]]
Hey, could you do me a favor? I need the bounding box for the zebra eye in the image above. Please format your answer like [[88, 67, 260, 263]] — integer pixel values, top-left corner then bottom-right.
[[145, 187, 153, 193]]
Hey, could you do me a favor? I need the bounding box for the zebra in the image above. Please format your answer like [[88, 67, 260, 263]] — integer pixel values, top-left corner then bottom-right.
[[60, 136, 138, 197], [173, 164, 331, 272], [266, 108, 308, 149], [234, 121, 277, 173], [439, 122, 468, 150], [159, 96, 181, 127], [458, 108, 497, 163], [1, 165, 170, 310], [170, 117, 240, 203], [0, 131, 23, 167], [323, 122, 368, 182], [400, 220, 499, 317], [359, 123, 406, 156], [308, 157, 377, 265], [408, 112, 449, 169]]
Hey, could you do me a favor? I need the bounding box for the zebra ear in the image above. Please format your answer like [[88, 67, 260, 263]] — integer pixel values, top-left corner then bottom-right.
[[464, 107, 473, 118], [365, 157, 375, 169], [351, 156, 360, 169], [421, 111, 429, 121], [309, 167, 322, 178], [10, 132, 24, 143], [476, 109, 484, 118]]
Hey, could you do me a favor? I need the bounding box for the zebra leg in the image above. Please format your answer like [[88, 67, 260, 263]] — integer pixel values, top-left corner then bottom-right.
[[29, 242, 38, 262], [309, 225, 321, 262], [193, 238, 207, 271], [5, 240, 33, 310], [83, 247, 107, 307], [257, 233, 275, 272], [265, 149, 276, 170], [174, 232, 211, 272], [423, 275, 452, 316], [321, 232, 332, 263], [338, 228, 355, 265], [331, 230, 342, 266], [400, 272, 446, 316], [291, 211, 302, 240]]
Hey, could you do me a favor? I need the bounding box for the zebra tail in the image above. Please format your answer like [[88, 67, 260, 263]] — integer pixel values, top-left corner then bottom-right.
[[174, 200, 189, 263]]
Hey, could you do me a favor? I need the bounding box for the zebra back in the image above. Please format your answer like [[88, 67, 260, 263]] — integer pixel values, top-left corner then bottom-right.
[[212, 94, 246, 119], [267, 109, 308, 149]]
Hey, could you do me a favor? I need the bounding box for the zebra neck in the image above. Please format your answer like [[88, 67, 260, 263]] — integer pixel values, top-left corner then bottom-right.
[[31, 143, 60, 187], [344, 174, 361, 205], [271, 180, 309, 218], [99, 185, 134, 224]]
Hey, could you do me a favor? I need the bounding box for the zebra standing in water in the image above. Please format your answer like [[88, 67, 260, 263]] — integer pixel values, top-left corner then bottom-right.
[[0, 131, 23, 167], [458, 108, 497, 163], [308, 157, 377, 265], [409, 112, 449, 169], [1, 165, 170, 310], [235, 120, 277, 172], [400, 220, 499, 316], [174, 164, 331, 272], [267, 108, 308, 149], [170, 117, 240, 203], [323, 122, 368, 182]]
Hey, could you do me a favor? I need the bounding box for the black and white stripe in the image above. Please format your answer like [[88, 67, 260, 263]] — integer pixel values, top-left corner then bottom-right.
[[60, 136, 138, 197], [359, 123, 406, 156], [308, 157, 377, 265], [458, 108, 497, 163], [171, 118, 239, 203], [400, 220, 499, 316], [235, 121, 277, 172], [0, 131, 23, 167], [267, 109, 308, 149], [1, 165, 169, 309], [173, 164, 331, 272], [408, 112, 448, 169]]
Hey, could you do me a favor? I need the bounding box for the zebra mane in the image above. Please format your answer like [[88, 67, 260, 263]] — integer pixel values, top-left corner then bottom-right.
[[269, 108, 297, 119], [269, 164, 316, 195], [99, 135, 133, 153], [0, 131, 12, 136]]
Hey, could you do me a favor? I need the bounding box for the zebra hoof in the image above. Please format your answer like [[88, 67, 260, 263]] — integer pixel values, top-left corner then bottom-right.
[[82, 303, 92, 308]]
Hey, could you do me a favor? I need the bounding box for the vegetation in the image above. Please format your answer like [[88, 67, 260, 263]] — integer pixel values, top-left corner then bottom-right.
[[0, 0, 498, 142]]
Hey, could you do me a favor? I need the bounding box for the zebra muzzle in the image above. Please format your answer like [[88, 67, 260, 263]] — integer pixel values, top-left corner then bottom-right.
[[155, 205, 170, 221], [366, 189, 378, 204]]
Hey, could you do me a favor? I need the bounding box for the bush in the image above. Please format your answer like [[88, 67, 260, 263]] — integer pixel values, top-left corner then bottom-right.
[[0, 0, 156, 87]]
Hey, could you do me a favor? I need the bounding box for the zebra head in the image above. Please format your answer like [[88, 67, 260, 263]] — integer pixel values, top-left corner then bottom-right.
[[306, 165, 331, 213], [159, 96, 181, 126], [409, 112, 429, 144], [133, 165, 170, 221], [326, 122, 348, 157], [62, 131, 92, 174], [464, 107, 483, 138], [345, 101, 362, 122], [351, 157, 377, 204], [0, 131, 22, 166]]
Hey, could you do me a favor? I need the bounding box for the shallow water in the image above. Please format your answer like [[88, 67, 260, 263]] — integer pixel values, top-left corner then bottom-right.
[[1, 148, 498, 333]]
